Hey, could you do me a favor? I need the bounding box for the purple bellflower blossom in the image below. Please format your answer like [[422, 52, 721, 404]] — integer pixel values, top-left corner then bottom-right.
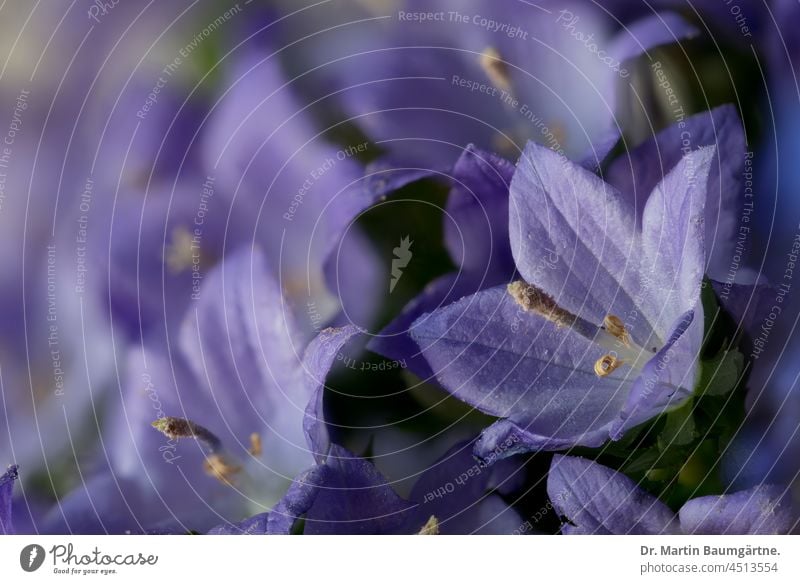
[[411, 142, 715, 459], [367, 106, 748, 385], [201, 45, 384, 332], [548, 455, 796, 534]]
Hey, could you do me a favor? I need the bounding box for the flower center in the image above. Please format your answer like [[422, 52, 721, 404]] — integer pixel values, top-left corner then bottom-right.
[[508, 280, 657, 377]]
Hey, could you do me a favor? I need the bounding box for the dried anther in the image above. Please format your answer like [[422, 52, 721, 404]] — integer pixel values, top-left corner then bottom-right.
[[249, 433, 262, 457], [151, 417, 222, 452], [594, 354, 624, 377], [479, 46, 512, 92], [603, 314, 630, 346], [508, 280, 576, 328], [203, 453, 243, 486], [417, 515, 440, 535]]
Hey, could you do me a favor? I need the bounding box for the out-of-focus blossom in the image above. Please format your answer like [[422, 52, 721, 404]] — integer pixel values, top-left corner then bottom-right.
[[82, 248, 361, 533], [312, 0, 697, 166], [549, 455, 796, 534], [210, 440, 524, 535]]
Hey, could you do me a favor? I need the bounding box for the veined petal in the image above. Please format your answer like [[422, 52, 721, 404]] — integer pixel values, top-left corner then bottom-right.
[[510, 142, 654, 344], [269, 445, 414, 535], [412, 286, 634, 451], [475, 418, 611, 460], [548, 455, 679, 535], [609, 106, 744, 280], [679, 484, 796, 535], [445, 145, 516, 280], [640, 147, 713, 337], [302, 326, 364, 462], [611, 310, 700, 440]]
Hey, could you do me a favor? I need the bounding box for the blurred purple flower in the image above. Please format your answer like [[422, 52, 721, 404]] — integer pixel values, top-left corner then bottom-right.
[[314, 0, 697, 165], [210, 440, 524, 535], [549, 455, 796, 534], [59, 248, 363, 533]]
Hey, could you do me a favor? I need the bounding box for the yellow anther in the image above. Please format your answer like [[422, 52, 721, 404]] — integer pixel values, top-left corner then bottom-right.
[[417, 515, 440, 535], [603, 315, 630, 346], [594, 354, 624, 377], [164, 226, 198, 273], [203, 453, 242, 487], [249, 432, 262, 457], [479, 47, 512, 92]]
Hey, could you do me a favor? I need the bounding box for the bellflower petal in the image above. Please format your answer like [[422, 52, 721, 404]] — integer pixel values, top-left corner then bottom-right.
[[548, 455, 679, 535], [679, 485, 797, 535], [607, 106, 745, 279], [411, 287, 633, 451], [179, 247, 314, 483], [551, 456, 796, 535], [1, 465, 18, 535], [302, 325, 364, 462], [203, 47, 363, 326], [510, 143, 651, 343], [104, 245, 353, 532], [272, 445, 414, 535], [327, 0, 618, 163]]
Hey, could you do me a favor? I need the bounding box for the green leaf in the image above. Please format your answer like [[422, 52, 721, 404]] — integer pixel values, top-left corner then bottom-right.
[[698, 349, 745, 397], [658, 402, 696, 450]]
